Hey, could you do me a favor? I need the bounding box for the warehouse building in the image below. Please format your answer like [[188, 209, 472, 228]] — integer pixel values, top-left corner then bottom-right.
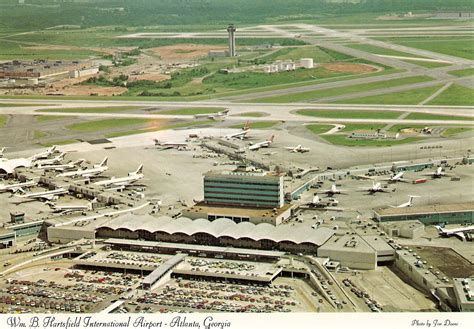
[[317, 233, 395, 270], [374, 202, 474, 225], [203, 168, 285, 209], [453, 278, 474, 312], [379, 220, 425, 239], [96, 214, 334, 253]]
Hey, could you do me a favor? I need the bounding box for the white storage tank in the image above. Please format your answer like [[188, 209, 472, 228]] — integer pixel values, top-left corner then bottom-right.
[[300, 58, 314, 69]]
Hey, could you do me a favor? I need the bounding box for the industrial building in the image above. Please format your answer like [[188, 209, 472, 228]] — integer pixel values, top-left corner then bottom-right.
[[350, 130, 391, 139], [203, 168, 285, 209], [0, 60, 97, 81], [453, 278, 474, 312], [379, 220, 425, 239], [96, 214, 334, 253], [374, 202, 474, 225], [317, 233, 395, 270]]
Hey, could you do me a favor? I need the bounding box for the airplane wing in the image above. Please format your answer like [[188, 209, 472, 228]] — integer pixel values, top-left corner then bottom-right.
[[454, 232, 466, 241]]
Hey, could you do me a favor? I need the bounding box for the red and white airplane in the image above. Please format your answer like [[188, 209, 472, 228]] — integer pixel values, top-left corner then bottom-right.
[[224, 122, 250, 140]]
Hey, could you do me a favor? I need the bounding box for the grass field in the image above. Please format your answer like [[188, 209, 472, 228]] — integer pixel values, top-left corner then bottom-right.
[[0, 67, 403, 102], [339, 123, 387, 132], [229, 121, 279, 129], [252, 76, 433, 103], [155, 107, 225, 115], [41, 139, 78, 147], [305, 124, 335, 135], [0, 103, 44, 107], [405, 113, 473, 121], [233, 112, 269, 117], [340, 84, 442, 105], [387, 124, 432, 133], [105, 119, 214, 138], [33, 130, 47, 139], [67, 118, 160, 132], [0, 115, 7, 127], [441, 127, 474, 137], [320, 134, 424, 147], [296, 109, 401, 119], [35, 115, 70, 122], [376, 37, 474, 60], [39, 106, 143, 113], [202, 65, 366, 91], [346, 43, 425, 58], [448, 68, 474, 77], [256, 46, 353, 63], [428, 84, 474, 106], [0, 39, 101, 60], [402, 60, 450, 69]]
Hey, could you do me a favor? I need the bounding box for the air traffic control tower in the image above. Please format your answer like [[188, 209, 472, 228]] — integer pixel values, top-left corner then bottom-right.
[[227, 24, 236, 57]]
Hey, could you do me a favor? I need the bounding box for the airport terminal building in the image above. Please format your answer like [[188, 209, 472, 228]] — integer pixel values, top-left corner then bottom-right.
[[203, 168, 285, 209], [96, 214, 334, 253], [374, 202, 474, 225], [183, 167, 291, 225]]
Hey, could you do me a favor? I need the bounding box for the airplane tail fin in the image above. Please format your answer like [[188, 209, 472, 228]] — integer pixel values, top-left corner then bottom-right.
[[99, 157, 108, 167], [73, 159, 85, 166], [49, 145, 57, 153], [269, 135, 275, 143], [44, 201, 55, 208], [434, 225, 444, 233], [133, 164, 143, 175], [243, 121, 250, 131]]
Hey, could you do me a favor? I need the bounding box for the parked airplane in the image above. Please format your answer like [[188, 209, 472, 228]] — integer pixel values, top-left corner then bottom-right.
[[435, 225, 474, 241], [93, 165, 144, 189], [249, 135, 274, 151], [224, 122, 250, 140], [425, 166, 449, 178], [17, 188, 68, 201], [195, 109, 230, 120], [360, 181, 389, 194], [29, 145, 57, 161], [308, 195, 324, 208], [390, 195, 420, 208], [385, 171, 409, 183], [0, 180, 38, 193], [153, 139, 188, 150], [285, 144, 310, 153], [45, 199, 94, 214], [57, 157, 108, 178], [37, 159, 85, 172], [33, 152, 66, 167], [322, 184, 347, 196]]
